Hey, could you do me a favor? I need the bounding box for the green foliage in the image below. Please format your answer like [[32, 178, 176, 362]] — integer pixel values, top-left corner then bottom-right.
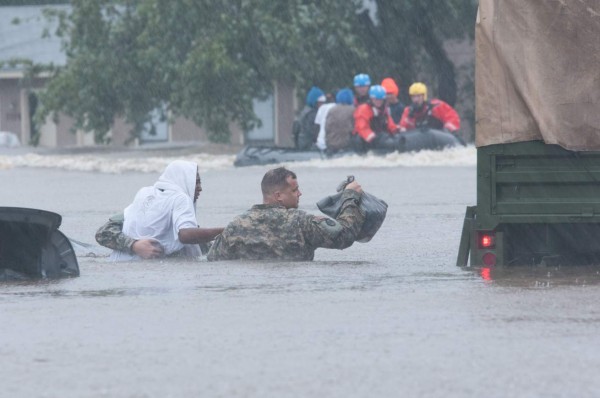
[[0, 0, 68, 4], [356, 0, 477, 105], [33, 0, 477, 143]]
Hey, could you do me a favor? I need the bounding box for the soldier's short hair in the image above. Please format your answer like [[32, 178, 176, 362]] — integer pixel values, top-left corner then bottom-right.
[[261, 167, 297, 196]]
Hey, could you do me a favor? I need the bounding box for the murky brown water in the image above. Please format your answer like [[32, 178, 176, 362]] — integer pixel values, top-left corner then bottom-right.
[[2, 164, 600, 397]]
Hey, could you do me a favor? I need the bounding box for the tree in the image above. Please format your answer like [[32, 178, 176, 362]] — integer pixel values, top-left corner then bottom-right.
[[0, 0, 68, 4], [37, 0, 365, 143], [35, 0, 477, 143]]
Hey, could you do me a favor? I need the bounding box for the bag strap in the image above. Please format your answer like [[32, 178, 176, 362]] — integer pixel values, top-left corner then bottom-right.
[[336, 175, 355, 192]]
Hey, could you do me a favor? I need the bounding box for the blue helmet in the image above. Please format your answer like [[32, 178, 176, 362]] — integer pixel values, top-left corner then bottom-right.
[[305, 86, 325, 108], [335, 88, 354, 105], [369, 85, 386, 100], [353, 73, 371, 87]]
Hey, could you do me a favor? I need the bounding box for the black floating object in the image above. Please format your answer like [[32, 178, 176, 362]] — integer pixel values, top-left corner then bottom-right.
[[0, 207, 79, 280]]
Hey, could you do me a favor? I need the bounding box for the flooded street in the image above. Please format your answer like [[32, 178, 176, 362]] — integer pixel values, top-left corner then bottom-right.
[[2, 152, 600, 397]]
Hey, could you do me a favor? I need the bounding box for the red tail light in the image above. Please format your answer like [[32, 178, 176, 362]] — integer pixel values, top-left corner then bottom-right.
[[478, 231, 496, 249]]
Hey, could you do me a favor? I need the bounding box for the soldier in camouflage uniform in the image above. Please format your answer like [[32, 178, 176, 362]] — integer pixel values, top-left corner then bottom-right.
[[207, 167, 365, 261], [95, 214, 165, 258]]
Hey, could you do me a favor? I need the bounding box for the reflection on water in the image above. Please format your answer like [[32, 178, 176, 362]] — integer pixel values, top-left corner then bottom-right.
[[0, 287, 174, 300], [0, 288, 126, 298], [464, 265, 600, 287]]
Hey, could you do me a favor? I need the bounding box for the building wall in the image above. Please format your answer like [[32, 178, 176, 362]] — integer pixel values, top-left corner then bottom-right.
[[170, 117, 244, 145], [55, 114, 78, 147], [107, 118, 135, 147], [0, 79, 22, 137], [275, 81, 295, 147]]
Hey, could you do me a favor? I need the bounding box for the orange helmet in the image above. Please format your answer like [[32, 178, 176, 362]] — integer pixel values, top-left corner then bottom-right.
[[381, 78, 399, 97]]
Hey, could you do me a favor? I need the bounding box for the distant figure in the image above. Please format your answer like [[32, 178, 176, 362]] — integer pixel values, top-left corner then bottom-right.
[[399, 82, 460, 134], [95, 160, 223, 260], [293, 86, 327, 150], [207, 167, 365, 261], [353, 73, 371, 105], [381, 77, 405, 124], [352, 85, 400, 153], [323, 88, 355, 151]]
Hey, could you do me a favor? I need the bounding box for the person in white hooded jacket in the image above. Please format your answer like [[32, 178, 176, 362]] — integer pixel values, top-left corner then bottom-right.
[[95, 160, 223, 261]]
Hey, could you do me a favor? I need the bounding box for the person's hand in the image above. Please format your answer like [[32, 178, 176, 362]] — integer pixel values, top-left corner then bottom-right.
[[132, 239, 164, 259], [345, 180, 363, 194]]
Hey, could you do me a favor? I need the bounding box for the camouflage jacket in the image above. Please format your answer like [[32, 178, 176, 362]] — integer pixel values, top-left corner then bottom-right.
[[95, 214, 135, 253], [207, 190, 365, 261]]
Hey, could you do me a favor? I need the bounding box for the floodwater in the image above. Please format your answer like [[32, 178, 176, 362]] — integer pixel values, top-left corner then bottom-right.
[[1, 148, 600, 398]]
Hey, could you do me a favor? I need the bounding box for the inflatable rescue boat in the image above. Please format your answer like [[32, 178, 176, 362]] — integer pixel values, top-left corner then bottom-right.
[[234, 128, 463, 167]]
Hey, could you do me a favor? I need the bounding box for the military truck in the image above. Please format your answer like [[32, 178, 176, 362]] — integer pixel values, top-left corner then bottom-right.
[[457, 0, 600, 267]]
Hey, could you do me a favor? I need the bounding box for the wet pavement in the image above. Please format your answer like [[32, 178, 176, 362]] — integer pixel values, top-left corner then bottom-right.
[[2, 162, 600, 397]]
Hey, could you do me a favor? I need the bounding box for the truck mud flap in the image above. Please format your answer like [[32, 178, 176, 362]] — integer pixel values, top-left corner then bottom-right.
[[456, 206, 476, 267]]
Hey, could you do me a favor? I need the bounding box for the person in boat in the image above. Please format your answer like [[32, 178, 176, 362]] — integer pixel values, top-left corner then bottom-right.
[[95, 160, 223, 260], [353, 73, 371, 105], [314, 91, 338, 151], [315, 88, 356, 152], [381, 77, 405, 124], [293, 86, 327, 150], [207, 167, 365, 261], [399, 82, 461, 134], [351, 84, 401, 153], [323, 88, 355, 152]]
